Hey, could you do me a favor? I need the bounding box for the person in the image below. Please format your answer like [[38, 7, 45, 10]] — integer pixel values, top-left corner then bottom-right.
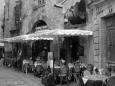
[[106, 68, 115, 86], [74, 60, 81, 75], [22, 58, 29, 74], [83, 64, 94, 80], [34, 57, 41, 68], [93, 67, 99, 75]]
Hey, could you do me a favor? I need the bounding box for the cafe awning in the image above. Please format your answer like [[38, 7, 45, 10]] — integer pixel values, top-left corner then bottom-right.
[[3, 29, 93, 42], [4, 34, 29, 43], [53, 29, 93, 36], [3, 30, 55, 42]]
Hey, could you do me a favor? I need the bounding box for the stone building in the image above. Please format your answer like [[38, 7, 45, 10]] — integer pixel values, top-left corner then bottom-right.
[[4, 0, 100, 68], [0, 0, 5, 58], [87, 0, 115, 68]]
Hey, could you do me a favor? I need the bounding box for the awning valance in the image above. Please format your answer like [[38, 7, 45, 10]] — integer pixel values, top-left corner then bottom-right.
[[53, 29, 93, 36]]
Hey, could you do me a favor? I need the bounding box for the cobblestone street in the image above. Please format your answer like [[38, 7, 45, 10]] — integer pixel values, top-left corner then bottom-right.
[[0, 67, 43, 86]]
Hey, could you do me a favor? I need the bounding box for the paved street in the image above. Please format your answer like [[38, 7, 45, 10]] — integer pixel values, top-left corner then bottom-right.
[[0, 67, 44, 86]]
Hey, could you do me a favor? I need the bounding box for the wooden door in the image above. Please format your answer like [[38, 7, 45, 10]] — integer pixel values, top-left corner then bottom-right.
[[106, 16, 115, 63]]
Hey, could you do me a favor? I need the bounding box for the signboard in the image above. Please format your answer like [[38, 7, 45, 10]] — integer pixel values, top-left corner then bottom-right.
[[48, 52, 53, 60]]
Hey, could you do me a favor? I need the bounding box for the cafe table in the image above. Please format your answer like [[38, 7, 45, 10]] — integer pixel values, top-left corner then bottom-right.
[[83, 75, 108, 86]]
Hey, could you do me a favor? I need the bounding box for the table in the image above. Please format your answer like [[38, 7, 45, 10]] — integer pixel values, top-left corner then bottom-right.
[[83, 75, 108, 86]]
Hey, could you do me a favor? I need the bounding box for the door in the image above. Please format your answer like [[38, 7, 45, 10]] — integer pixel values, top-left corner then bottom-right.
[[106, 16, 115, 63]]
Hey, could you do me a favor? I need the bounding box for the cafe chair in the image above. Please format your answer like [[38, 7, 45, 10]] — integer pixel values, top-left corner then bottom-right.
[[73, 62, 81, 82], [58, 65, 68, 84], [22, 63, 29, 74], [35, 65, 44, 77]]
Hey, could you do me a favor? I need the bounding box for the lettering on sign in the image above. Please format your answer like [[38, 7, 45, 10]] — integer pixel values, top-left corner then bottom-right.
[[95, 4, 113, 17], [108, 5, 113, 14], [96, 6, 104, 16]]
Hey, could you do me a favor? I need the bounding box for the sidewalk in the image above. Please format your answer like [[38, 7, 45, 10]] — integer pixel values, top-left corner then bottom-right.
[[0, 66, 44, 86]]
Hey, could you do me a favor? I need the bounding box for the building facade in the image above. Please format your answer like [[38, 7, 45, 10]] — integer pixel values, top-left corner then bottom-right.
[[0, 0, 5, 58], [5, 0, 110, 68], [87, 0, 115, 68]]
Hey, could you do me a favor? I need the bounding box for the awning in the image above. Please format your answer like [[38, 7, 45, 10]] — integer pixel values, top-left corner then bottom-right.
[[26, 30, 55, 40], [3, 29, 93, 42], [53, 29, 93, 36], [4, 34, 29, 43], [3, 30, 55, 42], [25, 37, 54, 41]]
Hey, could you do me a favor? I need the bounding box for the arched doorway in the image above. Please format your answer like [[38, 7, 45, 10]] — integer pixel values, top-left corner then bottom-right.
[[31, 20, 50, 61], [31, 20, 47, 33]]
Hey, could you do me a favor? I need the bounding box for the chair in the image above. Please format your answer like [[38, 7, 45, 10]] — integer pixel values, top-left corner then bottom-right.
[[35, 65, 44, 77], [73, 62, 81, 82], [22, 63, 29, 74], [22, 59, 29, 74], [58, 65, 68, 84]]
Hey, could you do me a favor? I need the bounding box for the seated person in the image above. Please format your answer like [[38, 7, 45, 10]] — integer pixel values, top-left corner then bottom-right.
[[94, 67, 99, 75], [83, 64, 94, 80], [23, 58, 29, 65], [34, 57, 42, 67], [84, 64, 94, 75]]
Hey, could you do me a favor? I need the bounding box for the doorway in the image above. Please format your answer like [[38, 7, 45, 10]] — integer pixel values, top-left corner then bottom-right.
[[60, 36, 84, 62], [32, 40, 50, 61], [105, 15, 115, 63]]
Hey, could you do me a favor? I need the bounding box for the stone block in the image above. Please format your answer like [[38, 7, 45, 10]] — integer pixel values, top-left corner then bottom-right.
[[94, 44, 99, 50], [94, 49, 99, 56], [94, 37, 99, 44]]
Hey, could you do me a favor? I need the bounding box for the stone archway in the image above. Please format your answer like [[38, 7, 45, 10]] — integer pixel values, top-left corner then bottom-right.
[[31, 20, 47, 33]]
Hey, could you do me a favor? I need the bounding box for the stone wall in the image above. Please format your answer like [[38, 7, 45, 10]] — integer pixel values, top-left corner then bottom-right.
[[21, 0, 64, 34], [89, 0, 115, 68], [4, 0, 17, 52]]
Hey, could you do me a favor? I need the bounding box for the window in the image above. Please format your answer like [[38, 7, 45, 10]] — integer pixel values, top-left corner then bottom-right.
[[38, 0, 45, 7]]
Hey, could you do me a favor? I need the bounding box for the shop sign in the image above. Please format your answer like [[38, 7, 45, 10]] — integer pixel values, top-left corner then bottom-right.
[[95, 4, 114, 17]]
